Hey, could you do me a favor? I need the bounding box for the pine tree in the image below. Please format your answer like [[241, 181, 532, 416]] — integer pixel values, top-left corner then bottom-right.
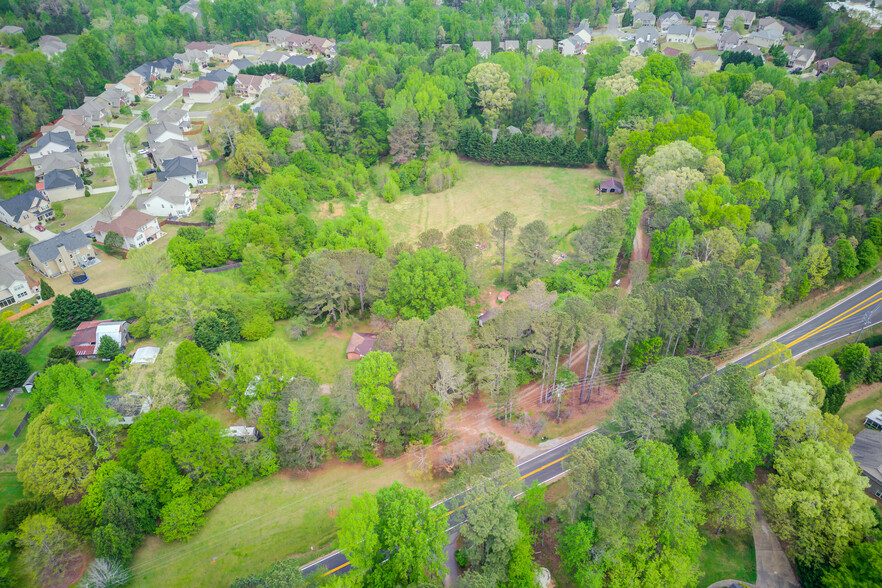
[[39, 279, 54, 300]]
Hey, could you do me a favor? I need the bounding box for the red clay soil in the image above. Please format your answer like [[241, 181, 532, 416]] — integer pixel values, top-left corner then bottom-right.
[[45, 552, 89, 588]]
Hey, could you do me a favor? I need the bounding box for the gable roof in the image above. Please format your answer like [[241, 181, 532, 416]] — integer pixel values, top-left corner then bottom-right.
[[472, 41, 491, 55], [0, 25, 24, 35], [43, 169, 84, 191], [38, 35, 66, 55], [157, 108, 189, 126], [27, 132, 76, 155], [635, 26, 659, 40], [153, 139, 198, 163], [156, 157, 198, 180], [667, 24, 695, 36], [0, 190, 48, 223], [140, 179, 191, 206], [184, 79, 220, 96], [37, 150, 83, 171], [0, 261, 27, 290], [236, 74, 267, 92], [94, 209, 157, 239], [231, 58, 255, 70], [185, 41, 213, 52], [203, 69, 231, 83], [346, 332, 377, 357], [29, 229, 91, 262], [527, 39, 554, 51], [147, 122, 184, 144], [285, 55, 315, 68], [852, 429, 882, 485]]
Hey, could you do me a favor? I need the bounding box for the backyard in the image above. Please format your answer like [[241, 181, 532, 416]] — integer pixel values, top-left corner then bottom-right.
[[697, 527, 757, 586], [365, 162, 618, 243], [0, 393, 32, 471], [43, 192, 114, 232]]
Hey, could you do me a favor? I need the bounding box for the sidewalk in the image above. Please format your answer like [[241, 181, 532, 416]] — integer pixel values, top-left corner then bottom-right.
[[90, 185, 118, 195], [748, 485, 799, 588]]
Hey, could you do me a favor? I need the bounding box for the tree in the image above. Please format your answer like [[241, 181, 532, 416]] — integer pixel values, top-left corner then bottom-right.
[[806, 243, 831, 289], [258, 83, 309, 129], [492, 211, 518, 283], [823, 540, 882, 588], [290, 252, 347, 322], [96, 335, 121, 360], [14, 237, 32, 258], [516, 220, 553, 280], [446, 224, 479, 268], [337, 482, 446, 587], [459, 473, 522, 581], [16, 514, 78, 583], [466, 63, 515, 126], [139, 110, 150, 122], [769, 44, 788, 67], [103, 231, 124, 250], [705, 482, 755, 536], [834, 239, 859, 279], [388, 107, 420, 165], [0, 320, 25, 352], [353, 351, 398, 422], [125, 242, 169, 288], [52, 289, 102, 330], [82, 558, 131, 588], [174, 341, 215, 407], [763, 440, 876, 567], [836, 343, 871, 384], [805, 356, 842, 390], [202, 206, 217, 226], [857, 240, 879, 273], [375, 247, 471, 320], [230, 559, 307, 588], [193, 311, 240, 352], [227, 132, 272, 180], [621, 9, 633, 26], [0, 350, 29, 390], [207, 104, 255, 154], [754, 375, 817, 430], [17, 412, 95, 501]]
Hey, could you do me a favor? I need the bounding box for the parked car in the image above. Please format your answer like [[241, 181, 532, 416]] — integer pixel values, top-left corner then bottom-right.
[[138, 148, 149, 155], [146, 93, 158, 99], [85, 232, 96, 240], [143, 168, 156, 175], [36, 225, 45, 232]]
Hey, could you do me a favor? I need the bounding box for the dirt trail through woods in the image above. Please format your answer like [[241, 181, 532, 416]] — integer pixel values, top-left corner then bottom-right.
[[619, 209, 651, 294]]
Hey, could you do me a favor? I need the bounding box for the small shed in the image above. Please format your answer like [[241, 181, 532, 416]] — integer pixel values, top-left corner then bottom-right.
[[478, 307, 500, 327], [225, 426, 262, 442], [865, 409, 882, 431], [497, 290, 512, 303], [346, 332, 377, 360], [598, 179, 624, 194], [131, 346, 161, 365]]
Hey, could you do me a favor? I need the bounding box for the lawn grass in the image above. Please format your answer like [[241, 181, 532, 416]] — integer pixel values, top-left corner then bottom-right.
[[694, 35, 717, 49], [0, 474, 23, 512], [0, 174, 34, 200], [43, 192, 113, 232], [697, 526, 757, 586], [188, 101, 225, 113], [365, 162, 616, 243], [9, 305, 53, 339], [24, 327, 70, 370], [0, 223, 24, 251], [89, 165, 117, 188], [2, 153, 31, 172], [839, 385, 882, 434], [0, 393, 32, 470], [17, 249, 137, 298], [130, 460, 440, 588]]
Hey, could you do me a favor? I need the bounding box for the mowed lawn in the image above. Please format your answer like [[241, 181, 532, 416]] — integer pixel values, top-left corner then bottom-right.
[[129, 460, 440, 587], [697, 527, 757, 586], [44, 192, 114, 232], [367, 162, 618, 242], [0, 393, 31, 470]]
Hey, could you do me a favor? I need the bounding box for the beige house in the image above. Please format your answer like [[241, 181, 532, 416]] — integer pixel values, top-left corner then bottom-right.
[[28, 229, 96, 278], [93, 209, 161, 250], [40, 169, 85, 202], [0, 190, 53, 230], [116, 74, 148, 97], [33, 151, 83, 178], [182, 79, 220, 104], [694, 10, 719, 28], [234, 74, 270, 97]]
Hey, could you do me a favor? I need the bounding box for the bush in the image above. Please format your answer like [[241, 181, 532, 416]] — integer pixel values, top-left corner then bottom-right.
[[96, 335, 121, 360], [867, 351, 882, 383], [51, 289, 102, 331], [45, 345, 77, 368], [0, 350, 30, 389], [835, 343, 871, 385], [1, 498, 45, 532], [286, 315, 309, 340]]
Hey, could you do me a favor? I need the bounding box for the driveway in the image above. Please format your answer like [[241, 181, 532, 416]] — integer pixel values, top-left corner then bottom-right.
[[748, 486, 799, 588], [22, 226, 57, 241], [606, 12, 622, 38]]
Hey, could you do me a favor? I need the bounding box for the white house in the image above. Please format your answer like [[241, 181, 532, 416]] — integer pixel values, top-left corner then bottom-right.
[[182, 79, 221, 104], [152, 139, 201, 169], [784, 45, 816, 70], [527, 39, 554, 53], [634, 26, 659, 47], [146, 122, 184, 148], [748, 29, 784, 49], [666, 25, 696, 45], [26, 132, 77, 164], [93, 209, 162, 250], [137, 179, 193, 218], [157, 108, 191, 131], [718, 30, 743, 52], [633, 12, 656, 27], [0, 262, 39, 309], [657, 12, 683, 32]]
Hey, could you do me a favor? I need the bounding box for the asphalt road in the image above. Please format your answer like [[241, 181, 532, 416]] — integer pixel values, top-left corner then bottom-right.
[[300, 429, 597, 579], [732, 277, 882, 372]]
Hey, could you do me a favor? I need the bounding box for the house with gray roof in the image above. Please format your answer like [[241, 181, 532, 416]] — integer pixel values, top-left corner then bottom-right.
[[152, 139, 200, 169], [285, 55, 315, 68], [0, 190, 53, 230], [723, 9, 756, 31], [634, 26, 659, 47], [38, 35, 67, 57], [258, 51, 287, 66], [42, 169, 85, 202], [0, 261, 38, 309], [137, 179, 193, 218], [718, 30, 743, 52], [784, 45, 816, 70], [633, 12, 656, 27], [472, 41, 491, 58], [657, 12, 683, 32], [666, 24, 696, 44], [694, 10, 719, 29], [34, 151, 83, 178], [630, 42, 653, 56], [227, 58, 255, 75], [0, 25, 24, 36], [157, 108, 191, 131], [851, 428, 882, 500], [147, 122, 184, 148], [500, 40, 520, 52], [691, 51, 722, 70], [527, 39, 554, 53], [27, 132, 77, 162], [155, 157, 206, 186], [748, 29, 783, 48], [28, 229, 95, 278]]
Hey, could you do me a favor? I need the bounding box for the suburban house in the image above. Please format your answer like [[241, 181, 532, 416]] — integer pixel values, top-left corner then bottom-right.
[[723, 9, 756, 31], [97, 87, 132, 111], [28, 229, 96, 278], [212, 44, 241, 61], [346, 332, 377, 360], [34, 151, 83, 178], [182, 79, 221, 104], [152, 139, 201, 168], [229, 58, 256, 74], [304, 36, 335, 56], [816, 56, 846, 75], [851, 428, 882, 500], [784, 45, 817, 70], [666, 24, 696, 44], [179, 0, 204, 19], [258, 50, 287, 66], [0, 262, 39, 309], [40, 116, 88, 143], [202, 68, 232, 89], [155, 156, 206, 186], [500, 40, 520, 52], [116, 74, 148, 97], [718, 30, 743, 52], [691, 51, 723, 70], [630, 42, 652, 56], [41, 169, 85, 202], [748, 29, 784, 48], [527, 39, 554, 53], [27, 132, 77, 164], [478, 307, 500, 327], [185, 41, 214, 54], [157, 108, 191, 131], [472, 41, 491, 58], [147, 122, 185, 148], [0, 25, 24, 36], [137, 179, 193, 218], [694, 10, 719, 28], [285, 55, 315, 68], [634, 26, 659, 47], [734, 44, 763, 58], [0, 190, 54, 230], [657, 12, 683, 32], [234, 74, 270, 97], [268, 29, 295, 46], [598, 179, 624, 194], [559, 24, 592, 56], [174, 48, 210, 70], [866, 410, 882, 431], [633, 12, 656, 27], [67, 320, 129, 358], [94, 209, 161, 250], [38, 35, 67, 57], [757, 16, 785, 35], [71, 98, 111, 125]]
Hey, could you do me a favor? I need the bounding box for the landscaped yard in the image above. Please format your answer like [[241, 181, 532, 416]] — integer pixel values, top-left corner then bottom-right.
[[17, 248, 139, 298], [88, 164, 117, 189], [7, 304, 52, 339], [1, 153, 31, 172], [694, 35, 717, 49], [366, 162, 617, 243], [130, 459, 440, 588], [43, 192, 114, 232], [0, 393, 32, 470], [697, 527, 757, 586], [839, 383, 882, 434]]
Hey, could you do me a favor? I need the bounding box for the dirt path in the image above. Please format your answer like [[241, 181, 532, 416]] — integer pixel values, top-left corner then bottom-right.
[[747, 484, 800, 588], [619, 209, 650, 294]]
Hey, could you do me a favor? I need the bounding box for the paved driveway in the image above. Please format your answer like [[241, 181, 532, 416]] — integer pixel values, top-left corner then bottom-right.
[[22, 226, 57, 241]]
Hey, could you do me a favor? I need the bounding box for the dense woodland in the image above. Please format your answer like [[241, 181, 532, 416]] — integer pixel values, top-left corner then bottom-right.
[[1, 0, 882, 586]]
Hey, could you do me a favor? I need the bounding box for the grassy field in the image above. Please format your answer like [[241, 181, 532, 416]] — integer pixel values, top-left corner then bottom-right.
[[366, 162, 617, 243], [130, 460, 439, 587], [0, 474, 23, 513], [839, 384, 882, 434], [90, 165, 117, 188], [697, 527, 757, 586], [24, 326, 70, 370], [0, 222, 24, 251], [694, 35, 717, 49], [0, 393, 32, 470], [0, 173, 34, 200], [7, 305, 52, 339], [44, 193, 114, 232], [18, 249, 136, 298]]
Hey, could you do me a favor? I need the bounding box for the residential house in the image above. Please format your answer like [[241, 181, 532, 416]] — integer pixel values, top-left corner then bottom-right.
[[179, 0, 203, 19], [627, 0, 651, 12], [723, 10, 756, 31], [41, 169, 85, 202], [73, 98, 111, 125], [691, 51, 722, 70], [694, 10, 719, 29], [157, 108, 191, 131], [0, 25, 24, 36], [851, 429, 882, 500], [258, 50, 287, 66], [748, 29, 784, 48], [472, 41, 491, 58], [666, 25, 696, 44], [182, 79, 221, 103], [477, 307, 500, 327], [304, 36, 335, 56], [155, 157, 206, 186], [866, 410, 882, 431], [500, 40, 520, 52], [0, 190, 53, 230], [268, 29, 294, 46], [559, 24, 592, 56], [234, 74, 270, 97], [0, 262, 39, 309], [116, 74, 148, 97], [657, 12, 683, 32], [33, 151, 83, 178], [146, 122, 184, 148], [527, 39, 554, 53], [152, 56, 183, 77], [734, 43, 763, 59], [633, 12, 656, 28], [346, 332, 377, 360], [67, 320, 129, 358], [28, 229, 95, 278], [185, 41, 214, 54], [285, 55, 315, 68], [93, 209, 161, 250], [757, 16, 785, 35], [784, 45, 816, 70], [41, 115, 88, 143], [174, 49, 210, 70], [97, 87, 132, 112], [38, 35, 66, 57], [440, 44, 460, 51], [634, 26, 659, 47], [630, 42, 652, 56], [27, 132, 77, 163], [717, 30, 743, 52], [212, 44, 241, 62], [137, 179, 193, 218], [152, 139, 201, 168], [201, 68, 232, 89], [816, 56, 846, 75], [598, 179, 624, 193], [285, 33, 311, 51], [225, 426, 261, 441], [230, 58, 255, 72]]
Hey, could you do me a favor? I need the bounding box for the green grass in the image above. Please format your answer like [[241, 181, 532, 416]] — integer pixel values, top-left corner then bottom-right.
[[697, 527, 757, 586], [97, 291, 137, 320], [0, 223, 24, 250], [130, 460, 439, 588], [24, 328, 70, 370], [0, 474, 23, 513], [9, 305, 53, 340], [365, 162, 616, 243], [694, 35, 717, 49], [90, 165, 117, 188], [839, 385, 882, 434], [44, 192, 113, 232], [0, 174, 34, 200], [0, 393, 32, 470]]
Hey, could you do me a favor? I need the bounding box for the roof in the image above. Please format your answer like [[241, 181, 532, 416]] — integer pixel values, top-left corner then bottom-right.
[[600, 178, 624, 190], [105, 394, 148, 417], [94, 209, 157, 239], [632, 42, 652, 54], [527, 39, 554, 50], [232, 58, 255, 70], [285, 55, 315, 68], [750, 29, 783, 41], [157, 108, 188, 125], [478, 307, 500, 324], [43, 169, 84, 191], [852, 429, 882, 485], [500, 40, 520, 50], [38, 35, 66, 54], [498, 290, 512, 302], [634, 12, 655, 22], [185, 41, 213, 51], [758, 16, 782, 29], [213, 44, 234, 55], [785, 45, 816, 62], [662, 47, 682, 57], [667, 25, 695, 36], [720, 30, 742, 45], [695, 10, 719, 18], [0, 190, 48, 223], [866, 409, 882, 426], [203, 69, 231, 83], [817, 57, 844, 71], [0, 25, 24, 35], [346, 332, 377, 357], [692, 51, 721, 63], [143, 179, 191, 205], [659, 11, 682, 21], [259, 50, 286, 63], [153, 139, 197, 163], [0, 261, 27, 290], [184, 79, 220, 96], [472, 41, 491, 54], [131, 346, 160, 365], [734, 44, 763, 57], [236, 74, 266, 91], [156, 157, 198, 180], [147, 122, 184, 144], [635, 26, 659, 39], [27, 132, 76, 155], [29, 229, 91, 262]]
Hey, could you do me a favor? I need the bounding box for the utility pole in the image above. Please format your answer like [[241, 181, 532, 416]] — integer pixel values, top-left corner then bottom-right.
[[855, 302, 881, 344]]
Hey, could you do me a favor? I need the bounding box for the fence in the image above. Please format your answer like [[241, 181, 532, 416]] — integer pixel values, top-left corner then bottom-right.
[[0, 445, 8, 455], [96, 286, 134, 299], [0, 389, 18, 410], [202, 261, 242, 274], [13, 412, 30, 438], [6, 297, 55, 322], [0, 166, 35, 176], [19, 322, 54, 355], [160, 219, 212, 227], [0, 136, 38, 172]]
